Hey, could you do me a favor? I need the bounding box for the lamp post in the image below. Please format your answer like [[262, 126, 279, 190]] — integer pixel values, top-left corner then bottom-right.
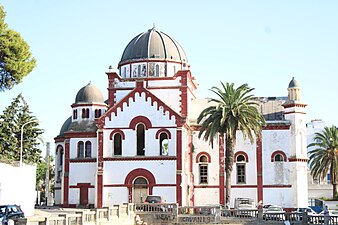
[[20, 120, 36, 167]]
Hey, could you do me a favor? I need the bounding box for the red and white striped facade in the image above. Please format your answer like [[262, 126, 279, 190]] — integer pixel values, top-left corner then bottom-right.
[[54, 28, 308, 209]]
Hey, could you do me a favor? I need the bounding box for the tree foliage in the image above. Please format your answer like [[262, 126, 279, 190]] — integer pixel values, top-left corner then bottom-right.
[[197, 82, 266, 207], [308, 125, 338, 198], [0, 4, 36, 91], [0, 94, 43, 164], [36, 155, 55, 202]]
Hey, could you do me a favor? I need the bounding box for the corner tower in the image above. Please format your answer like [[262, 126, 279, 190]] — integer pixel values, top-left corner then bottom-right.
[[283, 77, 308, 207]]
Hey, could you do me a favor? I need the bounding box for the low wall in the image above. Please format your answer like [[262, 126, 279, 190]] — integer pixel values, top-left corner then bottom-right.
[[0, 163, 36, 216], [16, 205, 135, 225]]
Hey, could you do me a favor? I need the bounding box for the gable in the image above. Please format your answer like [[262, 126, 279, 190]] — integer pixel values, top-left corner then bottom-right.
[[96, 82, 184, 129]]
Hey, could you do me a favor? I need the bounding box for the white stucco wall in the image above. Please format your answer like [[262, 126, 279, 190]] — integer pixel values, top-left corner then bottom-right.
[[192, 132, 219, 186], [69, 163, 96, 185], [264, 188, 292, 208], [103, 187, 128, 205], [153, 186, 176, 203], [194, 188, 219, 206], [103, 161, 176, 185], [149, 89, 181, 114], [0, 163, 36, 216], [262, 130, 290, 185]]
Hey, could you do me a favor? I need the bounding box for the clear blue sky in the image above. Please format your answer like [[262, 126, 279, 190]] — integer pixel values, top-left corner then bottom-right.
[[1, 1, 338, 152]]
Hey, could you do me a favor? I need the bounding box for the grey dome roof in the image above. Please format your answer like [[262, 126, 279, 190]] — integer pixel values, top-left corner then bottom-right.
[[288, 77, 300, 88], [119, 27, 188, 66], [59, 116, 97, 136], [75, 83, 104, 104], [59, 116, 72, 136]]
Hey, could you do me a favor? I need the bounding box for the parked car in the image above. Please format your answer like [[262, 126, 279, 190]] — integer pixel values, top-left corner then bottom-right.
[[143, 195, 164, 212], [144, 195, 163, 204], [0, 205, 24, 225], [263, 205, 285, 221], [234, 198, 257, 217], [234, 198, 256, 210], [262, 204, 272, 213], [294, 207, 317, 221]]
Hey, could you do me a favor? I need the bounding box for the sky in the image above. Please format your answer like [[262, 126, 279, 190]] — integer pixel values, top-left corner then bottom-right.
[[1, 1, 338, 154]]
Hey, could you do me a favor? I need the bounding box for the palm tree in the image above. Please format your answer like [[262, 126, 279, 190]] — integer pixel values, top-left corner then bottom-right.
[[197, 82, 265, 208], [308, 125, 338, 198]]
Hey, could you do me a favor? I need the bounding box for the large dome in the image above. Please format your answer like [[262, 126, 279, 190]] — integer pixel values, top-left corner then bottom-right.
[[75, 83, 104, 104], [118, 27, 188, 66]]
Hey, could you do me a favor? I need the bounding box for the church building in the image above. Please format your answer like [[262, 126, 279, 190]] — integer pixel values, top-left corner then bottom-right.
[[54, 27, 308, 209]]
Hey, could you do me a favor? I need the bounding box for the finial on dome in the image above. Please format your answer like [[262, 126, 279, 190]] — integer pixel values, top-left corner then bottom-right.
[[108, 65, 114, 72], [151, 23, 157, 31]]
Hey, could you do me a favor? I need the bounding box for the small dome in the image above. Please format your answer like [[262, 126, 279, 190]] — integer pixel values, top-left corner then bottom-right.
[[59, 116, 72, 136], [288, 77, 300, 88], [118, 27, 188, 66], [58, 116, 97, 135], [75, 83, 104, 104]]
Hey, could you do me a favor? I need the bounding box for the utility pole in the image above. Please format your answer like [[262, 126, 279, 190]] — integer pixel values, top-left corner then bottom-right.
[[45, 142, 50, 206]]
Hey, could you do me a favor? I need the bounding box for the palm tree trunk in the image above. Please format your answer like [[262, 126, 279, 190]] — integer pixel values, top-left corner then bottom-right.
[[331, 166, 337, 198], [225, 131, 236, 208]]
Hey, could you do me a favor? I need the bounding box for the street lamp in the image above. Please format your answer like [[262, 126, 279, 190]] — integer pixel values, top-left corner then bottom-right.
[[20, 120, 36, 167]]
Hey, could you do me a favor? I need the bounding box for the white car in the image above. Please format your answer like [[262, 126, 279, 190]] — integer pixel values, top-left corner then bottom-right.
[[263, 205, 285, 221], [295, 207, 317, 216], [294, 207, 317, 221]]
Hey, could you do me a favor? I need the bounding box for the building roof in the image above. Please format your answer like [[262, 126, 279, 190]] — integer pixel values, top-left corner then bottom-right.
[[288, 77, 300, 88], [59, 116, 97, 136], [118, 26, 188, 66], [75, 82, 104, 104]]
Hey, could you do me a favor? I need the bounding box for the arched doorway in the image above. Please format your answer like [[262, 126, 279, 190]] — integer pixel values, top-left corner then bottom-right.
[[133, 177, 148, 203]]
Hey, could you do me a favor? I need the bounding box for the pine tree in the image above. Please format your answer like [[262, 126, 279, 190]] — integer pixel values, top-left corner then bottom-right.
[[0, 94, 43, 164], [0, 4, 36, 91]]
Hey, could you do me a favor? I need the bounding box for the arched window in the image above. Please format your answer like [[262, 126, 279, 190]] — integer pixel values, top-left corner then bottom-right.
[[73, 109, 77, 119], [237, 155, 246, 162], [155, 64, 160, 77], [77, 141, 84, 158], [82, 108, 89, 119], [114, 133, 122, 156], [274, 154, 284, 162], [134, 177, 148, 187], [159, 133, 169, 156], [136, 124, 145, 156], [123, 67, 126, 77], [82, 108, 86, 118], [138, 65, 141, 77], [85, 141, 91, 158], [58, 147, 64, 166], [236, 154, 246, 184], [56, 146, 64, 183], [95, 109, 101, 118], [86, 108, 90, 118], [199, 155, 208, 184], [271, 150, 287, 162]]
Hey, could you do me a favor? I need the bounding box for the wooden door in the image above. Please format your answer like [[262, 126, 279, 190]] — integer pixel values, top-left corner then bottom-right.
[[133, 177, 148, 203], [80, 187, 88, 205]]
